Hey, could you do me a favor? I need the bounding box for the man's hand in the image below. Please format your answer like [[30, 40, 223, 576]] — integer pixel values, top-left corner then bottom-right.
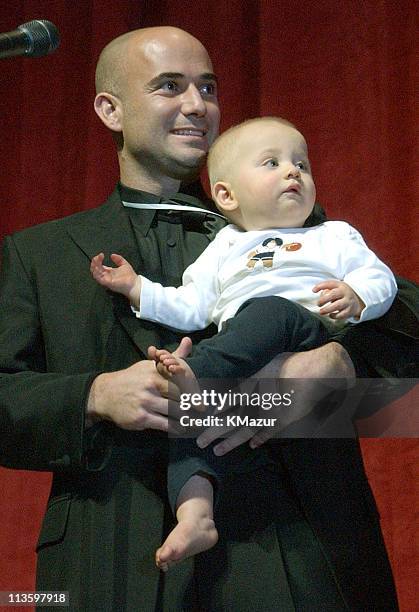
[[86, 337, 192, 431], [90, 252, 141, 306], [86, 360, 173, 431], [197, 343, 356, 454], [197, 418, 261, 456], [313, 280, 365, 320], [194, 381, 320, 455]]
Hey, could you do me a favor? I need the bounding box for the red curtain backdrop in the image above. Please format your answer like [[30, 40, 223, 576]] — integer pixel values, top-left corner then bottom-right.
[[0, 1, 417, 610]]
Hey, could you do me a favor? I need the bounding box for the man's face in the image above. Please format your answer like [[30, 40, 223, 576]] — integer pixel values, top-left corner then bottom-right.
[[117, 31, 220, 184], [229, 121, 316, 230]]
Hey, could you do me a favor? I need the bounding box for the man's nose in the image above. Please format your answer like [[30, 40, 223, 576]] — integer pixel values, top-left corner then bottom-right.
[[181, 84, 206, 116]]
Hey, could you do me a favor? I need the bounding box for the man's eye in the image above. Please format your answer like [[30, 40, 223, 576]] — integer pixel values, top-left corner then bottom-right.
[[200, 82, 217, 96], [161, 81, 178, 92]]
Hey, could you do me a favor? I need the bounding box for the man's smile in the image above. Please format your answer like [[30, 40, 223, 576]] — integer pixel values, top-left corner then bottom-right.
[[171, 128, 207, 137]]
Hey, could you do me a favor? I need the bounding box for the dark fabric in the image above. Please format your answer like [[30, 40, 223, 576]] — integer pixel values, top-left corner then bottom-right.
[[0, 187, 399, 610], [167, 439, 274, 513], [191, 447, 398, 612], [0, 188, 219, 610], [275, 440, 399, 611], [337, 276, 419, 379], [334, 277, 419, 422], [188, 296, 330, 381], [188, 463, 349, 612]]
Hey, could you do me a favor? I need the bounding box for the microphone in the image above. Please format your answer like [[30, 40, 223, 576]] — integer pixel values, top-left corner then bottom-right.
[[0, 20, 60, 59]]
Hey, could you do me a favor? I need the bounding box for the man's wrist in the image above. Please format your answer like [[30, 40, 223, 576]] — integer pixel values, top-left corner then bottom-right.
[[86, 373, 108, 428]]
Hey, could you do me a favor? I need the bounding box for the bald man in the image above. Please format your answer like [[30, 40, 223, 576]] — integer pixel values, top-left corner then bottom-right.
[[0, 27, 404, 611]]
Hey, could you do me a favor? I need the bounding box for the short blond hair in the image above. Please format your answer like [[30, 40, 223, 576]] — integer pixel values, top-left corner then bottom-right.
[[207, 116, 298, 188]]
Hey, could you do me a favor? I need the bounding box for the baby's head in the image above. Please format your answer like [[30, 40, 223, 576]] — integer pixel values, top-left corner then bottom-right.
[[207, 117, 316, 231]]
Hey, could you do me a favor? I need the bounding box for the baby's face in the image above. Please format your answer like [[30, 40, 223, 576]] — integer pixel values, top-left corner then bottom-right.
[[229, 121, 316, 230]]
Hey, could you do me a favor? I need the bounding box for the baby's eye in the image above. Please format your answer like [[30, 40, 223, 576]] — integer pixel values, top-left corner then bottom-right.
[[199, 82, 217, 96], [264, 159, 278, 168], [295, 161, 307, 170]]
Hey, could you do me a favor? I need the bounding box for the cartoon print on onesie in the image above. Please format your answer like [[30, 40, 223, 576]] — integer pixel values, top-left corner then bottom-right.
[[246, 237, 283, 269]]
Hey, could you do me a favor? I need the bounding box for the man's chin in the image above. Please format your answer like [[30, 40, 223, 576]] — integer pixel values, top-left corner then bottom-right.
[[169, 152, 207, 180]]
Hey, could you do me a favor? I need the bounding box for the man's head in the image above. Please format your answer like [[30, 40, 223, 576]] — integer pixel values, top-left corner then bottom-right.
[[208, 117, 316, 230], [94, 27, 220, 195]]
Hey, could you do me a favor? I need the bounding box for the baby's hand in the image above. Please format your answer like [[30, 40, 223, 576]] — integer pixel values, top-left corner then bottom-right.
[[90, 253, 141, 305], [312, 280, 365, 320]]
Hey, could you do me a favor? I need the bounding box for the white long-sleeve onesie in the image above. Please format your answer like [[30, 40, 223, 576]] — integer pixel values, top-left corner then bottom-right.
[[137, 221, 397, 332]]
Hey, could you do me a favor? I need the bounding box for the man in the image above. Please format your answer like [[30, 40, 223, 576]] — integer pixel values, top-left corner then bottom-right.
[[0, 26, 407, 610]]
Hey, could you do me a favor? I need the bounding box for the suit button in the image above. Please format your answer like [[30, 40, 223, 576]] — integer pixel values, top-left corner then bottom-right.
[[167, 238, 176, 247], [48, 454, 70, 469]]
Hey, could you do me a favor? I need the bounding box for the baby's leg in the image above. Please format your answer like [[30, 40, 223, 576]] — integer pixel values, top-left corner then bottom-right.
[[155, 474, 218, 572]]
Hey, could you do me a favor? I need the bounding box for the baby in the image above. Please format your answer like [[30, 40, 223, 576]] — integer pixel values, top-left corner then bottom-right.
[[91, 117, 396, 571]]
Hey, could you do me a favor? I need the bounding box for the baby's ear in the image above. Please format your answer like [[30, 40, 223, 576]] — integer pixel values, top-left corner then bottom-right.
[[212, 181, 239, 213]]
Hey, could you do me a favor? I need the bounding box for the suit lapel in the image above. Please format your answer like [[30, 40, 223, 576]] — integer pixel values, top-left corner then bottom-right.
[[66, 190, 182, 358], [66, 191, 142, 267]]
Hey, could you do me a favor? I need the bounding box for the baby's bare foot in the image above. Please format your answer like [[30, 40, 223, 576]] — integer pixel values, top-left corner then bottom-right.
[[155, 517, 218, 572], [148, 338, 193, 382], [154, 351, 201, 397]]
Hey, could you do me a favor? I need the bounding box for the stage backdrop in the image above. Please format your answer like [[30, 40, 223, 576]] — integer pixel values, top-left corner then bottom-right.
[[0, 1, 417, 610]]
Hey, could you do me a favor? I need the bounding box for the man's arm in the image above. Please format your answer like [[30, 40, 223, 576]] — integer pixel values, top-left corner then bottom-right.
[[196, 342, 356, 454], [197, 278, 419, 453], [0, 235, 92, 470], [0, 234, 180, 472]]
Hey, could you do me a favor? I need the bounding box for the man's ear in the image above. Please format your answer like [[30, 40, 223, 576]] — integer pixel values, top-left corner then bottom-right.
[[212, 181, 239, 213], [94, 93, 122, 132]]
